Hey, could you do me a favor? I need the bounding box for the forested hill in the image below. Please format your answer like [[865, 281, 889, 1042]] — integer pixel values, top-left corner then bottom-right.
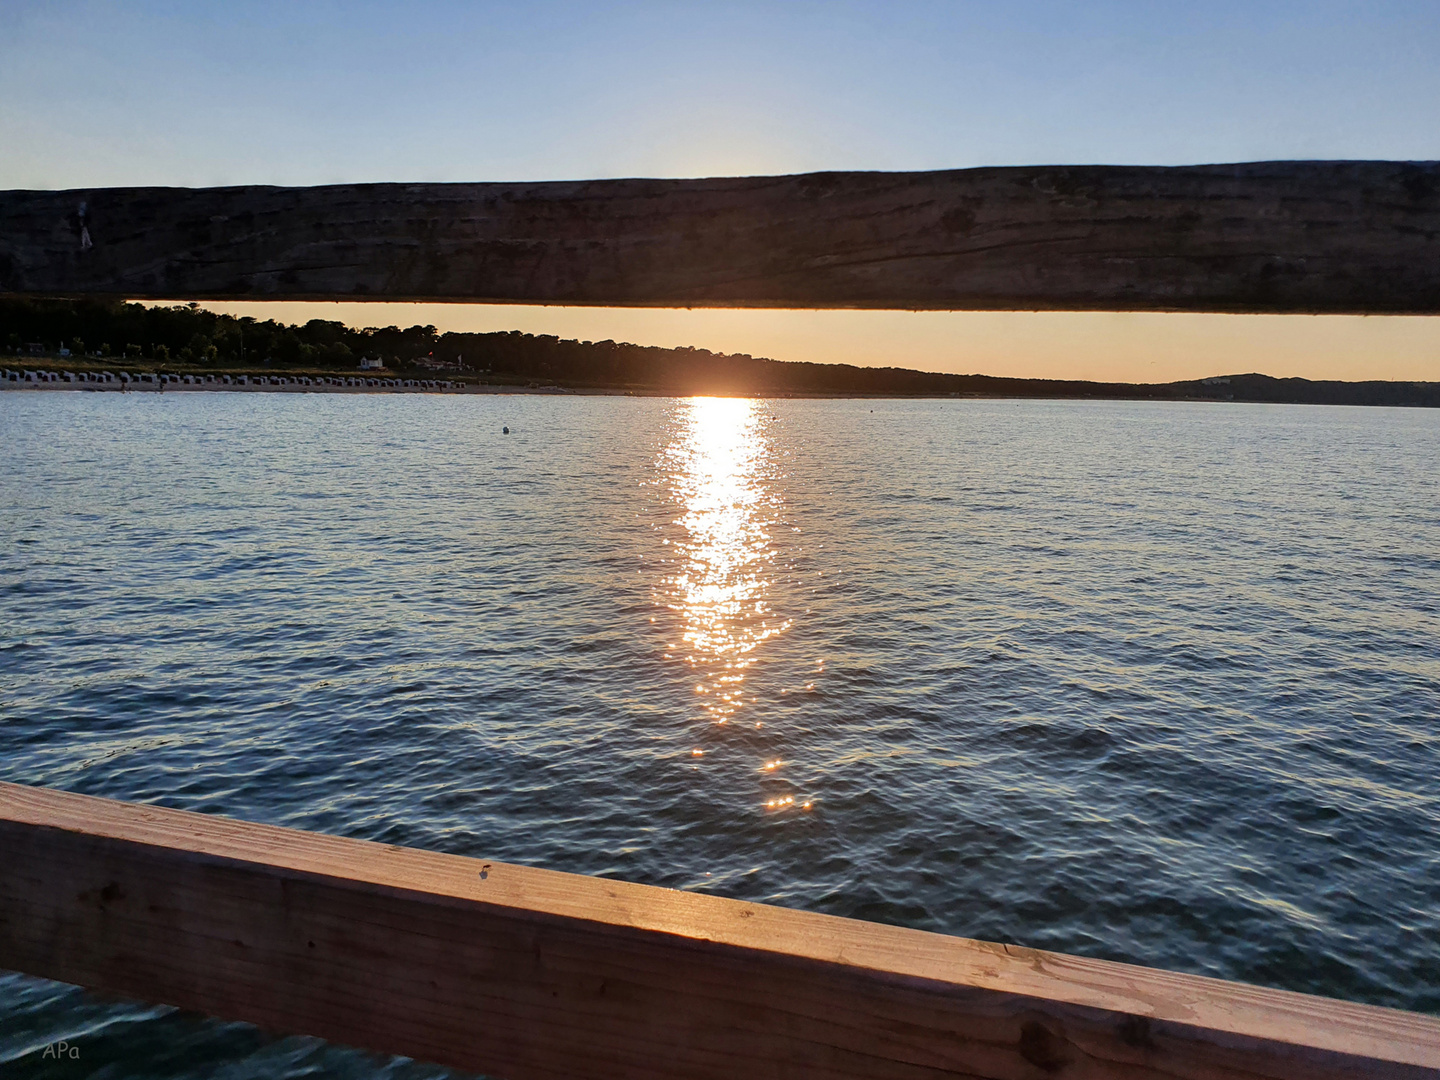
[[3, 298, 1436, 406]]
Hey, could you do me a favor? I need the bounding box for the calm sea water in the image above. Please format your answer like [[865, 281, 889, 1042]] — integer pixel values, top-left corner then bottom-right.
[[2, 391, 1438, 1077]]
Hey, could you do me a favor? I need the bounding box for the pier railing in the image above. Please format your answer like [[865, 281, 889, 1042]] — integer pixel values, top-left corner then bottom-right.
[[3, 781, 1437, 1079], [5, 163, 1440, 313]]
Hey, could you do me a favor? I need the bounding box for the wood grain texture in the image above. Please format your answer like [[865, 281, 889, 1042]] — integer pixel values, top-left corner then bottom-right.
[[2, 162, 1439, 313], [2, 782, 1437, 1080]]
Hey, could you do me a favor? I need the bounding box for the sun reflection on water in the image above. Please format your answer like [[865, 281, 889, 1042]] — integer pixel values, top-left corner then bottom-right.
[[661, 397, 791, 729]]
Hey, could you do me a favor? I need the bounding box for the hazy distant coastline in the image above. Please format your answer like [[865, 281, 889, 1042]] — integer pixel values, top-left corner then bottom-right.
[[4, 297, 1437, 407]]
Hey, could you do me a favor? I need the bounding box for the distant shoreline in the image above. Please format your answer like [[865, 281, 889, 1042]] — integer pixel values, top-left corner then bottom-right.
[[5, 298, 1438, 407], [5, 363, 1438, 408]]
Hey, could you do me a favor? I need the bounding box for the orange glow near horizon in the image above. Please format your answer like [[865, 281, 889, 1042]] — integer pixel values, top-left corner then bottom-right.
[[184, 301, 1440, 385]]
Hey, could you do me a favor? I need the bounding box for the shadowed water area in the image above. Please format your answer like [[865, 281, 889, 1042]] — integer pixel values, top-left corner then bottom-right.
[[1, 391, 1438, 1078]]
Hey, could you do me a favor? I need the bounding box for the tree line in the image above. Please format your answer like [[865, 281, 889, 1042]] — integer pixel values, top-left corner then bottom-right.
[[3, 297, 1436, 406]]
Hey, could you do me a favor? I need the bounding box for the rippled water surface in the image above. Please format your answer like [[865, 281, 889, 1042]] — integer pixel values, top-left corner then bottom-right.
[[2, 391, 1438, 1077]]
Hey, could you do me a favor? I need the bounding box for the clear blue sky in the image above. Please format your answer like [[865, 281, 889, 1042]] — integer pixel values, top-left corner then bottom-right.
[[3, 0, 1438, 189]]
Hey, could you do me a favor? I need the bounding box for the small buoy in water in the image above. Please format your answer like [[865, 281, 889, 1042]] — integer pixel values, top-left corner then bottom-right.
[[502, 426, 509, 434]]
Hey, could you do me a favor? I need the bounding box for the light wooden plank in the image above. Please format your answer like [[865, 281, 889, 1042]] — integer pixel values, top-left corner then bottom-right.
[[3, 162, 1440, 313], [1, 781, 1437, 1079]]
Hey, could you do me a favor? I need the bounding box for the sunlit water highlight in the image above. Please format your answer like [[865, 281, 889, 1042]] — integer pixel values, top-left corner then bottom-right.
[[662, 398, 790, 731], [1, 391, 1438, 1078]]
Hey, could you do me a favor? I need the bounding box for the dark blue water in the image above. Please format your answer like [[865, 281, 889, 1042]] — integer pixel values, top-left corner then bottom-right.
[[3, 391, 1438, 1077]]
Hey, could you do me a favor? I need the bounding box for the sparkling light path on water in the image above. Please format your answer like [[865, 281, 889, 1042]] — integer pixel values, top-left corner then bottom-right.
[[659, 398, 806, 812]]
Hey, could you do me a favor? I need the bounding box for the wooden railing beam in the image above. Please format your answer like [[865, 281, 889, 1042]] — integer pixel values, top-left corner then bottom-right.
[[2, 782, 1438, 1079], [3, 161, 1440, 313]]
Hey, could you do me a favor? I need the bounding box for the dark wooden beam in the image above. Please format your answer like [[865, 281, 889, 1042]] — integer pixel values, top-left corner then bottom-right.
[[2, 161, 1438, 313], [3, 783, 1439, 1079]]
